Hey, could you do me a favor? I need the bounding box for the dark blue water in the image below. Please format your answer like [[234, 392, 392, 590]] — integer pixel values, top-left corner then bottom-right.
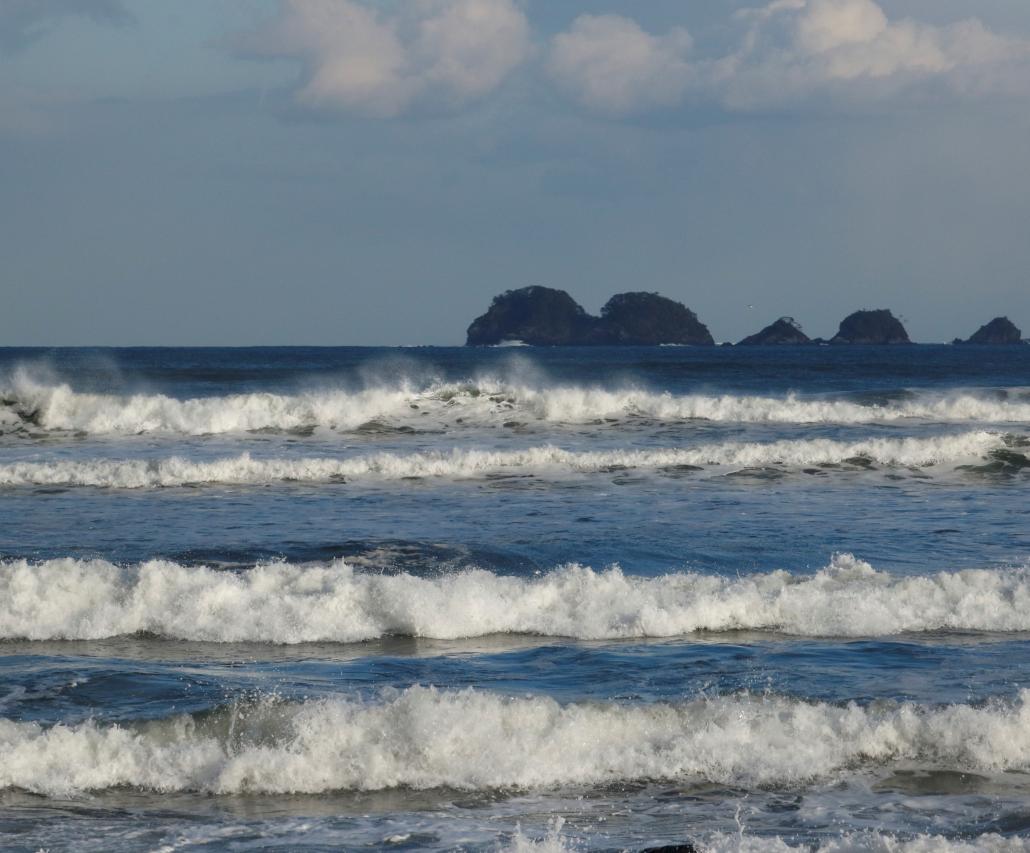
[[1, 346, 1029, 852]]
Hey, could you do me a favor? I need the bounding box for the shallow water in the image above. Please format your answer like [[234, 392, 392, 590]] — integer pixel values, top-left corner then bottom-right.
[[1, 345, 1029, 851]]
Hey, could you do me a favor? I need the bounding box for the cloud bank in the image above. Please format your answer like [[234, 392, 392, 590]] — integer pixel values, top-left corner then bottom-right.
[[547, 15, 694, 116], [240, 0, 1030, 118], [715, 0, 1030, 110], [241, 0, 530, 117]]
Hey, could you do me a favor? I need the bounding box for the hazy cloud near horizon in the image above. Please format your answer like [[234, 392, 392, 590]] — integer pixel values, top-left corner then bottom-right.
[[1, 0, 1028, 345], [0, 0, 132, 53]]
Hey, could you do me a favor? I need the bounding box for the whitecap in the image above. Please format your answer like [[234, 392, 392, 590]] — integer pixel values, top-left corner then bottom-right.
[[3, 554, 1030, 642], [3, 686, 1030, 796], [3, 368, 1029, 435]]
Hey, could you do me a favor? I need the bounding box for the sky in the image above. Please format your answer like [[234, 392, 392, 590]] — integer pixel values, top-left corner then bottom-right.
[[1, 0, 1029, 345]]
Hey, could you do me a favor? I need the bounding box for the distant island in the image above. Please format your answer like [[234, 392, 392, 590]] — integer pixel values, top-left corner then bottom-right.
[[737, 309, 912, 345], [465, 287, 713, 346], [955, 316, 1023, 345], [465, 286, 1026, 346], [829, 309, 911, 345], [737, 317, 811, 346]]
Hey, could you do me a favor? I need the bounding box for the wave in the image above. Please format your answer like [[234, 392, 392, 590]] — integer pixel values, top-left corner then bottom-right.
[[3, 371, 1030, 435], [696, 836, 1029, 853], [515, 824, 1030, 853], [3, 554, 1030, 642], [3, 685, 1030, 796], [514, 827, 1030, 853], [0, 432, 1014, 488]]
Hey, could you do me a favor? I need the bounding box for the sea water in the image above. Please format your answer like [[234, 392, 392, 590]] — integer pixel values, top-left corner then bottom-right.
[[1, 345, 1029, 852]]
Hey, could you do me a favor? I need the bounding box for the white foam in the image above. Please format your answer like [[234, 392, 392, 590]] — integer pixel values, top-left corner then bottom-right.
[[3, 554, 1030, 642], [0, 432, 1007, 488], [700, 832, 1030, 852], [3, 369, 1029, 435], [508, 829, 1030, 853], [0, 369, 416, 435], [3, 686, 1030, 796]]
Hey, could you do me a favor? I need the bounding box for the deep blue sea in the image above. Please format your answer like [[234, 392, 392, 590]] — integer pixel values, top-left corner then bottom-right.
[[1, 345, 1029, 852]]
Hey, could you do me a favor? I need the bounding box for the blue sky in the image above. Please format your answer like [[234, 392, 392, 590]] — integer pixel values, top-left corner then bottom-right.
[[2, 0, 1029, 345]]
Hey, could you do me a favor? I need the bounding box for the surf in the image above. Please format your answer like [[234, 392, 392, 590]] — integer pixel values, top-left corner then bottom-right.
[[4, 554, 1030, 642], [3, 686, 1030, 796], [4, 368, 1030, 435], [0, 431, 1017, 487]]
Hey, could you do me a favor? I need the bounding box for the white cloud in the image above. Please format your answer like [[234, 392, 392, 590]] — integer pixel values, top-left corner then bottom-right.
[[796, 0, 889, 54], [547, 0, 1030, 115], [242, 0, 530, 118], [722, 0, 1030, 106], [546, 14, 693, 116]]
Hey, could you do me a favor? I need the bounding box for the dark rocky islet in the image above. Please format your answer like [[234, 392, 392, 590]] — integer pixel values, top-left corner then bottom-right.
[[598, 292, 714, 346], [737, 316, 811, 346], [829, 309, 911, 345], [466, 288, 1020, 346], [465, 286, 603, 347], [959, 316, 1023, 345], [465, 286, 713, 346]]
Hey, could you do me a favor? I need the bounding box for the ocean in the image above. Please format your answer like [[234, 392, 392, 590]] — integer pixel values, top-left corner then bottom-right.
[[1, 344, 1029, 852]]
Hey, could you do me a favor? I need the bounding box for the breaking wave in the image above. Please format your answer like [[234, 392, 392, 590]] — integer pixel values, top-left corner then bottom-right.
[[0, 432, 1014, 487], [3, 371, 1030, 435], [696, 836, 1030, 853], [700, 836, 1030, 848], [3, 686, 1030, 796], [3, 554, 1030, 642]]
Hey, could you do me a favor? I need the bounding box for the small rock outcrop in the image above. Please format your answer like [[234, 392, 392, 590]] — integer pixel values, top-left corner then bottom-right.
[[830, 309, 910, 345], [961, 317, 1023, 344], [465, 287, 713, 346], [599, 292, 714, 346], [737, 316, 810, 346], [465, 286, 601, 346]]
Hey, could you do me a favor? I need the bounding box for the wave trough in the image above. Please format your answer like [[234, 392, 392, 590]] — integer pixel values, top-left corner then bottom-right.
[[3, 554, 1030, 642]]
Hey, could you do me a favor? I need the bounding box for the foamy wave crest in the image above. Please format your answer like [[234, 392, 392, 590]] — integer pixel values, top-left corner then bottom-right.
[[4, 554, 1030, 642], [3, 370, 1030, 434], [510, 827, 1030, 853], [0, 432, 1009, 487], [0, 369, 417, 435], [700, 833, 1030, 852], [3, 686, 1030, 796]]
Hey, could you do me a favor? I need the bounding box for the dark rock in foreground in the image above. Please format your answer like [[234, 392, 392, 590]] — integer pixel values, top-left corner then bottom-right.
[[738, 316, 810, 346], [465, 286, 602, 346], [830, 309, 910, 345], [961, 316, 1023, 344], [600, 292, 714, 346], [465, 286, 712, 346]]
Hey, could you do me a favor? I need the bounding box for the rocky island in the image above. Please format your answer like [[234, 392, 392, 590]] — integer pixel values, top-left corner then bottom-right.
[[829, 309, 911, 345], [737, 317, 811, 346], [598, 292, 714, 346], [958, 317, 1024, 344], [465, 286, 713, 346], [466, 291, 1023, 346], [465, 286, 603, 346]]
